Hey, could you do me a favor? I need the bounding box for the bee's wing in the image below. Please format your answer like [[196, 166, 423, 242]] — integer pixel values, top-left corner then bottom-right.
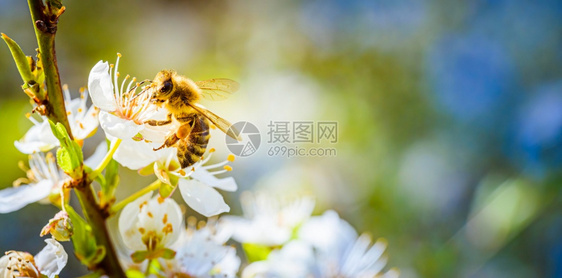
[[195, 78, 239, 101], [187, 103, 242, 141]]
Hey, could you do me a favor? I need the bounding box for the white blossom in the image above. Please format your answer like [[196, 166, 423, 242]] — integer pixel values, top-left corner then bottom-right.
[[0, 153, 68, 213], [118, 193, 183, 252], [15, 86, 99, 154], [34, 239, 68, 278], [88, 54, 171, 142], [115, 140, 238, 217], [222, 192, 315, 246], [242, 211, 399, 278], [0, 238, 68, 278], [159, 218, 241, 278], [175, 227, 240, 277]]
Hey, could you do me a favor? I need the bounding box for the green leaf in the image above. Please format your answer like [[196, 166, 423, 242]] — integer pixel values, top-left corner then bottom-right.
[[49, 121, 84, 179], [1, 33, 33, 84], [65, 205, 106, 268], [242, 243, 274, 262]]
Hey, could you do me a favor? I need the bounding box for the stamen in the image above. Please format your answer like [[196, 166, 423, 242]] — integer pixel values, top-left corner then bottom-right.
[[26, 114, 40, 126], [120, 74, 130, 100], [62, 84, 71, 102], [227, 154, 235, 162]]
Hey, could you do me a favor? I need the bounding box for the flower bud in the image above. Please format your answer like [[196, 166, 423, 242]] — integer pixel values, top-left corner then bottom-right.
[[40, 211, 73, 241]]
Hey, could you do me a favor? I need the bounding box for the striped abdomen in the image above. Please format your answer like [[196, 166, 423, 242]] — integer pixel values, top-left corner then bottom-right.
[[177, 114, 210, 168]]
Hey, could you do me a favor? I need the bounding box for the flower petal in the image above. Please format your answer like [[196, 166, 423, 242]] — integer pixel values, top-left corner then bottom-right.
[[119, 192, 153, 251], [0, 181, 52, 213], [112, 138, 160, 170], [191, 168, 238, 192], [14, 121, 59, 154], [88, 61, 117, 111], [34, 238, 68, 278], [99, 111, 143, 139], [178, 179, 230, 217], [84, 141, 107, 168]]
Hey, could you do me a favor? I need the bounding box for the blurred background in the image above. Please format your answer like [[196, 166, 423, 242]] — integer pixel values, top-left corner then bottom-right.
[[1, 0, 562, 277]]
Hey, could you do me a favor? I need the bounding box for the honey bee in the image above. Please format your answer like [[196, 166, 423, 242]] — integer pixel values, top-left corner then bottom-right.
[[144, 70, 241, 168]]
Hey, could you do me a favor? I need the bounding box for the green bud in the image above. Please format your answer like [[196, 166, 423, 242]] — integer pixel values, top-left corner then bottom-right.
[[40, 211, 73, 241]]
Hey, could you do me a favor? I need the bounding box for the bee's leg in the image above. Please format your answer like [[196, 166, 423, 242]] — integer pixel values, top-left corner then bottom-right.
[[154, 133, 180, 151], [145, 113, 172, 126]]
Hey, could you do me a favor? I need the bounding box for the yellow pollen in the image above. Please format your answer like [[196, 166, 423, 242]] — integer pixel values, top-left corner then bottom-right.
[[67, 111, 71, 115], [191, 167, 195, 172], [110, 64, 114, 68], [162, 214, 168, 224], [138, 227, 145, 234], [79, 87, 85, 93], [117, 53, 122, 57], [224, 165, 233, 171], [197, 220, 206, 229], [117, 72, 120, 77], [25, 113, 31, 118], [157, 197, 165, 204], [139, 201, 148, 210], [187, 216, 197, 227], [162, 223, 173, 234], [132, 77, 137, 82], [62, 84, 68, 90], [179, 169, 186, 176], [227, 154, 235, 162], [147, 212, 153, 218], [209, 148, 216, 153], [78, 108, 83, 113], [79, 123, 84, 129]]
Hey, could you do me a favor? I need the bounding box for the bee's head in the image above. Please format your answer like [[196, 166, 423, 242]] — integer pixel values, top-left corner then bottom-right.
[[150, 70, 175, 105]]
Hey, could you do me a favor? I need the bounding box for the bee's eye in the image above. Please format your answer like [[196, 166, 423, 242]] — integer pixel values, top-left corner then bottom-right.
[[159, 80, 173, 93]]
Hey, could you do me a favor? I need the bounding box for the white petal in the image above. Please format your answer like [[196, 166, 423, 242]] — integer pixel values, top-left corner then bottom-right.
[[178, 179, 230, 217], [298, 210, 358, 254], [212, 247, 241, 278], [119, 192, 153, 251], [139, 124, 174, 145], [191, 168, 238, 192], [99, 111, 144, 139], [71, 105, 100, 140], [176, 229, 233, 276], [0, 181, 52, 213], [221, 215, 290, 245], [88, 61, 117, 111], [113, 138, 159, 170], [84, 141, 107, 168], [35, 238, 68, 278], [15, 121, 59, 154]]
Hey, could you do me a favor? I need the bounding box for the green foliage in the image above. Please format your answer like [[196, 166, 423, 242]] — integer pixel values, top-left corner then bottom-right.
[[242, 243, 274, 263], [65, 205, 106, 269], [49, 120, 83, 179], [1, 34, 33, 84]]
